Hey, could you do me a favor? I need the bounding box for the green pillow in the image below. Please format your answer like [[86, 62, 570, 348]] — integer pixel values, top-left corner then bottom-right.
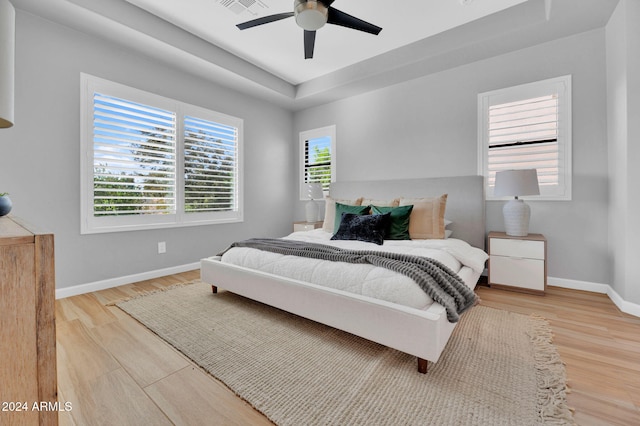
[[371, 205, 413, 240], [334, 202, 371, 232]]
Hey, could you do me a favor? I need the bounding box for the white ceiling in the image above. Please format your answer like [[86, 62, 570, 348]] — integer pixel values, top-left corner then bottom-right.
[[122, 0, 528, 85], [12, 0, 619, 110]]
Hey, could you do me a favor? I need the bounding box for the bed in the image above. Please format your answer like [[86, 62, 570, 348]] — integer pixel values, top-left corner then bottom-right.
[[200, 176, 487, 373]]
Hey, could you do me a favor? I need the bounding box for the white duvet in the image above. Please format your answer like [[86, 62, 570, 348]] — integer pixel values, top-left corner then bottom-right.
[[220, 229, 488, 310]]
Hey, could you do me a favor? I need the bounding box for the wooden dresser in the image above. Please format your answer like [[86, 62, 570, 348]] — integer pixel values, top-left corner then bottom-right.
[[0, 216, 58, 425]]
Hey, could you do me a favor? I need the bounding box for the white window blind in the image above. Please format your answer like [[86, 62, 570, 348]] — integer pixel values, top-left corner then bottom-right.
[[299, 125, 336, 199], [478, 75, 572, 200], [81, 74, 243, 234], [304, 136, 332, 191], [184, 116, 238, 213], [93, 93, 177, 216]]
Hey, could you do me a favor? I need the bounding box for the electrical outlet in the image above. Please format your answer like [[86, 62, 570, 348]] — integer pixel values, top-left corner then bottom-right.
[[158, 241, 166, 254]]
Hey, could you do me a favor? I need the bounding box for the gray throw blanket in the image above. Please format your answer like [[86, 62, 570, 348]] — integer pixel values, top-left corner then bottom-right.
[[218, 238, 477, 322]]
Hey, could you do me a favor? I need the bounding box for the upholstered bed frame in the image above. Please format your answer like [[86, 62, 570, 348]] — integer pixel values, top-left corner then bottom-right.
[[200, 175, 486, 373]]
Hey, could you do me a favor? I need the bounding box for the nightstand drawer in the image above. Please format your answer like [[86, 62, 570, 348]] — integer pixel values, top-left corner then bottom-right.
[[490, 256, 545, 291], [490, 238, 544, 260]]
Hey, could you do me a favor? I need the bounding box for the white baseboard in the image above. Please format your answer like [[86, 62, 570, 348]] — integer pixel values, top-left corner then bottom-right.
[[548, 276, 640, 318], [55, 262, 201, 299], [56, 268, 640, 319], [607, 289, 640, 318], [547, 276, 610, 293]]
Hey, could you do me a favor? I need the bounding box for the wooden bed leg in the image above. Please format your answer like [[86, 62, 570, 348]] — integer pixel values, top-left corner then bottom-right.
[[417, 358, 428, 374], [211, 285, 218, 294]]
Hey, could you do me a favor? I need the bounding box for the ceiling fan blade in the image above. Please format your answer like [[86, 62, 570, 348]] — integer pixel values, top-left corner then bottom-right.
[[320, 0, 336, 6], [327, 8, 382, 35], [304, 30, 316, 59], [236, 12, 294, 30]]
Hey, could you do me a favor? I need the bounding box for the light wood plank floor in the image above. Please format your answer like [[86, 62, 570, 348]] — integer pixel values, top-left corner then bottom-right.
[[55, 271, 640, 425]]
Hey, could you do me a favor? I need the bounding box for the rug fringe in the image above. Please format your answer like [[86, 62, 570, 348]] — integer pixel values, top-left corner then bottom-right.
[[474, 292, 482, 306], [528, 314, 576, 425]]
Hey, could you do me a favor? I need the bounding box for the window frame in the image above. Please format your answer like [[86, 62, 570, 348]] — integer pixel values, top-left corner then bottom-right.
[[80, 73, 243, 234], [477, 75, 572, 201], [299, 125, 336, 200]]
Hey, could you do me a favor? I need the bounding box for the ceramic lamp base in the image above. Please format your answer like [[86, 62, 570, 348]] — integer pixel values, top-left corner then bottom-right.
[[305, 199, 318, 223], [503, 198, 530, 237]]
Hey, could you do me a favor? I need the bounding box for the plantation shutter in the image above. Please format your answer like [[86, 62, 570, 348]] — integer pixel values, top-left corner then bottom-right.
[[184, 116, 238, 213], [304, 136, 332, 192], [92, 93, 176, 216], [479, 75, 571, 200], [82, 74, 244, 234], [488, 94, 559, 189]]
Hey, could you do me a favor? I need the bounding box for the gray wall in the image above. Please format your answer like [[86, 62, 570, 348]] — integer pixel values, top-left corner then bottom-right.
[[1, 9, 627, 300], [626, 0, 640, 305], [0, 11, 294, 289], [606, 0, 640, 304], [294, 28, 610, 286]]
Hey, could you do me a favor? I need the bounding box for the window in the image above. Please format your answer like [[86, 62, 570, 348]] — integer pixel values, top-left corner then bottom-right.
[[478, 75, 572, 200], [80, 74, 243, 234], [299, 125, 336, 199]]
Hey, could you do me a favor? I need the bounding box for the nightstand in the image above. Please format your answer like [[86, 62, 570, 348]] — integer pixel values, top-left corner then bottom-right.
[[488, 231, 547, 295], [293, 221, 323, 232]]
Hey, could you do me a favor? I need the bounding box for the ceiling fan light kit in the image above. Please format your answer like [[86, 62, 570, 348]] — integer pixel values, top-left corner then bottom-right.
[[295, 0, 328, 31], [236, 0, 381, 59]]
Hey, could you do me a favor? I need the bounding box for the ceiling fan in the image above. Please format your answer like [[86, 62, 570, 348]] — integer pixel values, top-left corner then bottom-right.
[[236, 0, 382, 59]]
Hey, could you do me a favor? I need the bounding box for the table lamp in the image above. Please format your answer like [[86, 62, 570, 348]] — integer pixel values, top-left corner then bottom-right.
[[494, 169, 540, 236], [305, 182, 324, 223]]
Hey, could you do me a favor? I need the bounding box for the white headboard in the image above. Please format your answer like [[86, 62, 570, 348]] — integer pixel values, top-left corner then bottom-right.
[[329, 175, 486, 250]]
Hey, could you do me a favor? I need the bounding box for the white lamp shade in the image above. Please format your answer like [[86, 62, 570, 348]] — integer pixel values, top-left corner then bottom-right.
[[494, 169, 540, 197], [0, 0, 15, 128], [306, 182, 324, 200]]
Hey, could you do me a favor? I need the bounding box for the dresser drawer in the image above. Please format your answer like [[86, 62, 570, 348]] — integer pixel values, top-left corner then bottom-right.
[[489, 256, 545, 291], [490, 238, 545, 260]]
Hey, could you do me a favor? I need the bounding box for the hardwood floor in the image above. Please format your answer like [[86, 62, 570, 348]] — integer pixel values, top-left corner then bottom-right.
[[477, 285, 640, 426], [55, 270, 272, 426], [55, 271, 640, 425]]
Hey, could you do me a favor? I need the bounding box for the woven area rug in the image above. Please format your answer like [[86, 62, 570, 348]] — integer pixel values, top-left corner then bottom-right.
[[117, 281, 573, 425]]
